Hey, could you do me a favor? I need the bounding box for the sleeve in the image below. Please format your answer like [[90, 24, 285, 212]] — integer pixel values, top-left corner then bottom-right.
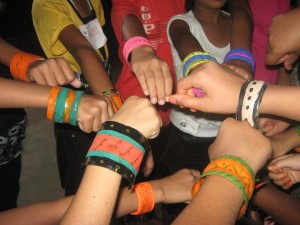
[[111, 0, 140, 45], [167, 14, 192, 46], [32, 1, 75, 55]]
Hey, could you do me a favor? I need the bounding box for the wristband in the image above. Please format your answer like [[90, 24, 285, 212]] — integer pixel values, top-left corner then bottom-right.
[[69, 91, 84, 126], [131, 182, 155, 215], [84, 121, 150, 188], [102, 89, 123, 113], [123, 36, 152, 64], [191, 155, 255, 219], [224, 48, 255, 73], [10, 52, 44, 82], [47, 86, 62, 121]]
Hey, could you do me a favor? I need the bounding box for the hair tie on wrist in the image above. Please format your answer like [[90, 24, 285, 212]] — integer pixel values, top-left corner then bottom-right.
[[10, 52, 44, 82]]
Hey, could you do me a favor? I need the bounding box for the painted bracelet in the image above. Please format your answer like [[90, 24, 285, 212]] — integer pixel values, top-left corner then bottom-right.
[[123, 36, 152, 64], [224, 48, 255, 73], [47, 87, 84, 126], [191, 155, 255, 219], [83, 121, 150, 188], [102, 89, 123, 113], [10, 52, 44, 82], [240, 81, 268, 128], [131, 182, 155, 215]]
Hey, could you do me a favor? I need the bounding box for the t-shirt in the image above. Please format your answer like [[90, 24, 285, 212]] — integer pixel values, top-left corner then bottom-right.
[[250, 0, 290, 84], [32, 0, 108, 73], [167, 11, 230, 137], [111, 0, 185, 126]]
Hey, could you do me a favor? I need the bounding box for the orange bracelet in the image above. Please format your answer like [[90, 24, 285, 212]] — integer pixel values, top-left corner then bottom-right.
[[110, 95, 123, 113], [64, 90, 76, 123], [47, 86, 62, 120], [131, 182, 155, 215], [10, 52, 44, 82]]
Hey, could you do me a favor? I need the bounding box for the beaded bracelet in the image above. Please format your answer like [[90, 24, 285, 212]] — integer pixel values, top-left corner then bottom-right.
[[191, 155, 255, 219], [10, 52, 44, 82], [223, 48, 255, 73], [131, 182, 155, 215], [236, 81, 268, 128], [47, 86, 84, 126], [102, 89, 123, 113], [123, 36, 153, 67], [83, 121, 150, 188]]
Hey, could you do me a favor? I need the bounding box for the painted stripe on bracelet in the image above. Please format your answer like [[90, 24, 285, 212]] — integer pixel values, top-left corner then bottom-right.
[[97, 130, 145, 153], [86, 151, 138, 175]]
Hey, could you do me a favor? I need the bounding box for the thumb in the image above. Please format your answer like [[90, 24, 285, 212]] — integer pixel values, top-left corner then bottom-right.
[[70, 78, 82, 88], [270, 154, 300, 171], [170, 94, 203, 111]]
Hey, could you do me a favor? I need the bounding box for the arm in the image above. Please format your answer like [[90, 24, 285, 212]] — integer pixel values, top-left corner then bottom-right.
[[58, 25, 113, 95], [0, 37, 80, 87], [173, 118, 272, 225], [111, 0, 173, 105], [223, 0, 253, 80]]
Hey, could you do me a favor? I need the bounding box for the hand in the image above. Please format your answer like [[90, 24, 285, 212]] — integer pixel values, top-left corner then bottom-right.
[[268, 154, 300, 190], [109, 96, 162, 139], [209, 118, 272, 174], [150, 169, 200, 204], [77, 95, 113, 133], [266, 8, 300, 68], [258, 117, 291, 137], [27, 57, 82, 88], [131, 46, 173, 105], [142, 149, 154, 177], [170, 61, 245, 114], [223, 59, 253, 80]]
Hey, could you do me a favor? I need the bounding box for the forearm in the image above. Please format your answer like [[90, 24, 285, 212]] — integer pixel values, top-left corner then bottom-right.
[[61, 166, 122, 225], [227, 0, 253, 50], [172, 175, 242, 225], [0, 196, 73, 225], [122, 13, 147, 40], [0, 77, 50, 108], [253, 185, 300, 225], [260, 85, 300, 121], [0, 38, 21, 66], [75, 47, 113, 95]]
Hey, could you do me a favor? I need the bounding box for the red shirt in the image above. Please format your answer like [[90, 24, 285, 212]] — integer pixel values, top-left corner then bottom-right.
[[111, 0, 185, 125]]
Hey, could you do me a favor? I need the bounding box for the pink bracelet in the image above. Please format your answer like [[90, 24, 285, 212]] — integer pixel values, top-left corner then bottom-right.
[[123, 36, 152, 63]]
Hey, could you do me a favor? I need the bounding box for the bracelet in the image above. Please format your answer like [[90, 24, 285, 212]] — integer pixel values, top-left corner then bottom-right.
[[182, 51, 216, 76], [236, 81, 268, 128], [102, 89, 123, 113], [224, 48, 255, 73], [83, 121, 150, 188], [191, 155, 255, 219], [131, 182, 155, 215], [182, 51, 216, 98], [123, 36, 152, 65], [47, 87, 84, 126], [9, 52, 44, 82]]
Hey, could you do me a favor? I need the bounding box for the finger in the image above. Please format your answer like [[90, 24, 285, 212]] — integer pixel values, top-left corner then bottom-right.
[[154, 69, 166, 105], [144, 70, 158, 104], [169, 94, 205, 112], [265, 51, 286, 65], [135, 72, 150, 96], [31, 72, 48, 86], [163, 67, 173, 102]]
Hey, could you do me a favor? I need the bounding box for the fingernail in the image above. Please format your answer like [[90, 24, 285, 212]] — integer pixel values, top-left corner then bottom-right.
[[144, 90, 149, 96], [158, 99, 165, 105], [151, 97, 157, 104]]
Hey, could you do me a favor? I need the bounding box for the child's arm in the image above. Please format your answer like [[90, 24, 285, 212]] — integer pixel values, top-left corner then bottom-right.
[[0, 37, 80, 87], [58, 25, 113, 95], [111, 0, 173, 105]]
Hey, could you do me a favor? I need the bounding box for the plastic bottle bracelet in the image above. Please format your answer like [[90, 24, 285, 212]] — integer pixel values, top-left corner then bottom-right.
[[84, 121, 150, 188], [236, 81, 268, 128], [131, 182, 155, 215], [224, 48, 255, 73], [47, 86, 84, 126], [9, 52, 44, 82], [191, 155, 255, 219], [102, 89, 123, 113], [123, 36, 152, 65]]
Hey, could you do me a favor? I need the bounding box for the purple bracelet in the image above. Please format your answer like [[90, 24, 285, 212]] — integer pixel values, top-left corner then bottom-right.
[[224, 48, 255, 73]]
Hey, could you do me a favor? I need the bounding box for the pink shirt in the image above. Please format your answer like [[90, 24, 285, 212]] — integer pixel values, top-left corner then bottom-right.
[[250, 0, 290, 84]]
